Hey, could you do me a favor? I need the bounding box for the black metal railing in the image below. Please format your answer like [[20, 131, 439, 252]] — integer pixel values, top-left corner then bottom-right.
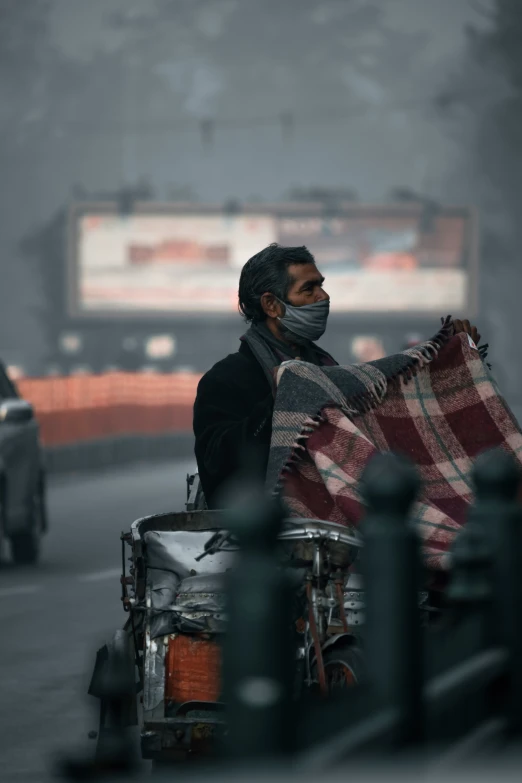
[[220, 448, 522, 764]]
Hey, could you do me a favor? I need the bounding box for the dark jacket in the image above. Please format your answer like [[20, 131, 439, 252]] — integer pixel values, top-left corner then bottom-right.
[[193, 342, 274, 508]]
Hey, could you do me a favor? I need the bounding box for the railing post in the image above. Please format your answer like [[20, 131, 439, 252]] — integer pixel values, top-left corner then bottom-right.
[[222, 488, 295, 760], [447, 472, 493, 610], [473, 448, 522, 736], [361, 452, 423, 747]]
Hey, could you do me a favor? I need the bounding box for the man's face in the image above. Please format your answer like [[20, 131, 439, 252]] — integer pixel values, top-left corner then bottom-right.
[[285, 263, 329, 307]]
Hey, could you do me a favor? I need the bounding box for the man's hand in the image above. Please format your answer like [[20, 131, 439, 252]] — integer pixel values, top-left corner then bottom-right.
[[452, 318, 481, 346]]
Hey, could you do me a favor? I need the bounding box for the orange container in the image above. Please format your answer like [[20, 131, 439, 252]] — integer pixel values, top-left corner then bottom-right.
[[165, 635, 221, 704]]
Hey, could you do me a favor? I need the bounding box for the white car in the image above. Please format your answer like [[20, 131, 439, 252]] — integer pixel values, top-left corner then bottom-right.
[[0, 362, 47, 564]]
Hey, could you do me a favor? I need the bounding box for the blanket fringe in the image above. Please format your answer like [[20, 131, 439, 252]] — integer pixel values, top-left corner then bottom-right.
[[273, 410, 326, 495], [391, 315, 453, 388]]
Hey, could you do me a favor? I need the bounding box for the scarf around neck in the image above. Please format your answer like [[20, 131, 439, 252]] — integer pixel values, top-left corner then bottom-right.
[[241, 321, 338, 390]]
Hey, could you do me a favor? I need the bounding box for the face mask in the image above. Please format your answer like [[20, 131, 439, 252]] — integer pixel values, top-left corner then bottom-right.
[[277, 297, 330, 342]]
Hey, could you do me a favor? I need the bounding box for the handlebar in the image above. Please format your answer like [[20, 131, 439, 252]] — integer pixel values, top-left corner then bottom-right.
[[195, 518, 364, 561], [279, 518, 363, 549]]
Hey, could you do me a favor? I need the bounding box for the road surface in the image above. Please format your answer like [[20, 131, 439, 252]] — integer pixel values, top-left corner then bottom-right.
[[0, 458, 196, 782]]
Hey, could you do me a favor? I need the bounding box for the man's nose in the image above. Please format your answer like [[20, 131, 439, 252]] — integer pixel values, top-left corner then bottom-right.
[[315, 288, 329, 302]]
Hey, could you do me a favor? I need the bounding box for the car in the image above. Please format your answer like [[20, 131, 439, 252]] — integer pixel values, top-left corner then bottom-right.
[[0, 360, 47, 565]]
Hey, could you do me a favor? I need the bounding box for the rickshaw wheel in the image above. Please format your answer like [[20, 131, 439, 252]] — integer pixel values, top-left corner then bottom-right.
[[320, 642, 365, 691], [94, 630, 139, 762]]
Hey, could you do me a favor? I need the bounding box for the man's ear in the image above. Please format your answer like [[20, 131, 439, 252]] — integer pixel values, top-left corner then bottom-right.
[[260, 292, 283, 319]]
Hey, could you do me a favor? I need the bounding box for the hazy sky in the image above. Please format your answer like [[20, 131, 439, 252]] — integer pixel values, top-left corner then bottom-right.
[[42, 0, 492, 203], [0, 0, 496, 368]]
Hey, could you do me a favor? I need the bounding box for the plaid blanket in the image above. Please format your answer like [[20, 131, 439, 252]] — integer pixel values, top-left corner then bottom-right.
[[268, 323, 522, 571]]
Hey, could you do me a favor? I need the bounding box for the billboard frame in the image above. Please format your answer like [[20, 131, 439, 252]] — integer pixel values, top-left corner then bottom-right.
[[66, 201, 479, 323]]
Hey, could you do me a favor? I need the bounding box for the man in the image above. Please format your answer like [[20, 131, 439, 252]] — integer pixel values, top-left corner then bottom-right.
[[193, 243, 480, 508]]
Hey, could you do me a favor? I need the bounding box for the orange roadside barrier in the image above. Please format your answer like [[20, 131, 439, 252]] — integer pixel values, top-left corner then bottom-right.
[[17, 372, 202, 447]]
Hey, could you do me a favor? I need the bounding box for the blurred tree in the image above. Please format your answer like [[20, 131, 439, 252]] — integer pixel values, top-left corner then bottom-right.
[[478, 0, 522, 86], [470, 1, 522, 213], [435, 0, 522, 407], [0, 0, 51, 115], [0, 0, 57, 371], [470, 0, 522, 402]]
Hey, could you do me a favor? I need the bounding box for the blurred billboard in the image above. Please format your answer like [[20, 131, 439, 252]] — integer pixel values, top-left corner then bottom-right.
[[68, 203, 478, 318]]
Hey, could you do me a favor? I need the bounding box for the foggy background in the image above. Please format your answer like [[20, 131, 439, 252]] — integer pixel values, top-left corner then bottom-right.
[[1, 0, 520, 409], [2, 1, 522, 780]]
